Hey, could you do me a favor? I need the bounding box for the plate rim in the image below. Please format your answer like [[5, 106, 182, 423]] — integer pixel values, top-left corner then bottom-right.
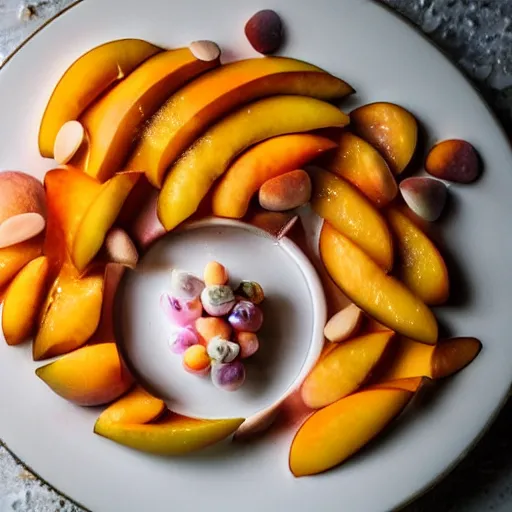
[[0, 1, 511, 511]]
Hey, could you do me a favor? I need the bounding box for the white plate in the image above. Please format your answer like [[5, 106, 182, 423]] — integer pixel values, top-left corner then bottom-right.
[[0, 0, 511, 511]]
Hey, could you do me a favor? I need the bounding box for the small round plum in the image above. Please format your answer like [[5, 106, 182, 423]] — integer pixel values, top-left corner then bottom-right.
[[244, 9, 283, 55]]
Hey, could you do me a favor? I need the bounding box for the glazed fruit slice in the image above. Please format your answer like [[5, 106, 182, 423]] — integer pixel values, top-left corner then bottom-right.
[[320, 222, 438, 344], [39, 38, 161, 157], [33, 264, 104, 360], [310, 168, 394, 271], [301, 331, 395, 409], [96, 386, 165, 425], [2, 256, 50, 345], [76, 48, 219, 182], [126, 57, 353, 187], [212, 134, 336, 218], [44, 167, 140, 271], [95, 412, 244, 455], [375, 336, 482, 381], [350, 102, 418, 175], [35, 343, 133, 406], [0, 235, 43, 290], [157, 96, 349, 231], [320, 131, 398, 207], [386, 206, 449, 305], [289, 388, 413, 476]]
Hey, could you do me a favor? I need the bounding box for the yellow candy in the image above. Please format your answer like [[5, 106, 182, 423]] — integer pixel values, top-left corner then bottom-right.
[[204, 261, 229, 286], [183, 345, 211, 375]]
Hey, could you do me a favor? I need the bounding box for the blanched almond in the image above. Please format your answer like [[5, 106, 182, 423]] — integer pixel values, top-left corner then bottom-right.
[[324, 303, 363, 343], [54, 120, 85, 165]]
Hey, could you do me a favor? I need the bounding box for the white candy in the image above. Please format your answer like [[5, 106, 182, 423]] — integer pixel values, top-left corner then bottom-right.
[[207, 336, 240, 363], [399, 177, 448, 222]]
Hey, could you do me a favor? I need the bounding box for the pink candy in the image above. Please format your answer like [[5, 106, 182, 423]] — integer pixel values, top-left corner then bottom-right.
[[169, 326, 200, 354], [160, 293, 202, 327]]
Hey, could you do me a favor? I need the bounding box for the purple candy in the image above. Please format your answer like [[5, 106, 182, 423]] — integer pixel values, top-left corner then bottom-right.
[[169, 326, 200, 354], [228, 301, 263, 332], [211, 361, 246, 392], [160, 292, 202, 327]]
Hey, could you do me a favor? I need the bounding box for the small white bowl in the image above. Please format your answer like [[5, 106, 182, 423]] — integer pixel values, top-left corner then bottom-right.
[[117, 217, 326, 421]]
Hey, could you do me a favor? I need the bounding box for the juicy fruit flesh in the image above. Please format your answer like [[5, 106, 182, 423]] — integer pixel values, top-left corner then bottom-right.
[[39, 38, 161, 157], [127, 57, 353, 187], [157, 95, 349, 231], [320, 222, 438, 344], [310, 167, 394, 271], [301, 331, 395, 409], [289, 388, 412, 476], [386, 206, 449, 305], [212, 134, 336, 218]]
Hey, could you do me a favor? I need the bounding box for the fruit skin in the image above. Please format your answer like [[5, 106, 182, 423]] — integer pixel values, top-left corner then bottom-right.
[[0, 171, 47, 249], [323, 303, 363, 343], [289, 388, 412, 476], [259, 169, 312, 211], [374, 336, 482, 382], [245, 10, 283, 55], [95, 385, 166, 426], [77, 48, 219, 182], [310, 168, 394, 271], [2, 256, 50, 345], [33, 264, 104, 361], [425, 139, 481, 183], [35, 343, 133, 406], [213, 134, 336, 218], [39, 39, 161, 158], [386, 206, 449, 305], [320, 131, 398, 207], [399, 177, 448, 222], [94, 412, 244, 455], [350, 102, 418, 175], [301, 331, 395, 409], [158, 96, 348, 230], [0, 235, 43, 290], [126, 57, 353, 188], [320, 222, 438, 344]]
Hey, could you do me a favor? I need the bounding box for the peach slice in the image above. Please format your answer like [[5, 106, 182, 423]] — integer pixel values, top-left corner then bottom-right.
[[0, 172, 46, 249], [126, 57, 353, 187], [310, 168, 394, 271], [94, 412, 244, 455], [77, 49, 219, 182], [321, 131, 398, 207], [350, 102, 418, 175], [33, 264, 104, 360], [386, 206, 449, 305], [324, 303, 363, 343], [2, 256, 50, 345], [425, 139, 481, 183], [44, 167, 140, 271], [35, 343, 133, 406], [375, 336, 482, 382], [289, 388, 412, 476], [212, 134, 336, 218], [301, 331, 395, 409], [0, 235, 43, 290], [95, 385, 165, 426], [320, 222, 438, 344], [38, 38, 161, 157], [158, 96, 349, 231]]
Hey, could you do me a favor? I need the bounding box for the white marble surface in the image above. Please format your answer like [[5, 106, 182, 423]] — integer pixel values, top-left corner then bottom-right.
[[1, 1, 511, 511]]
